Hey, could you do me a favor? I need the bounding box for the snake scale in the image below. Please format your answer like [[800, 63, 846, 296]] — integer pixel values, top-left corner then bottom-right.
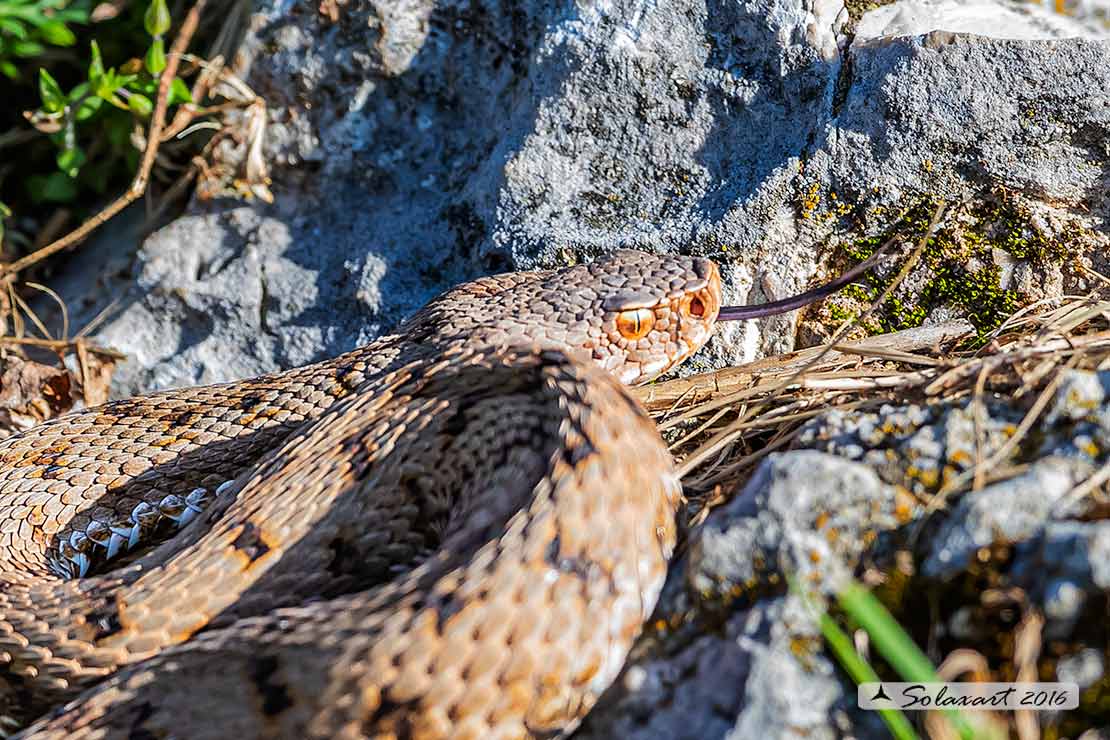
[[0, 249, 879, 738]]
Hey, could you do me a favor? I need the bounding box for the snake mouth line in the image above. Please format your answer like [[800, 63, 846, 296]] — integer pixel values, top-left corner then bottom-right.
[[46, 480, 231, 580]]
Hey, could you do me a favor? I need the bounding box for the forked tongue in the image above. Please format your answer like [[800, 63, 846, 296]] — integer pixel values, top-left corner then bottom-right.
[[716, 246, 892, 322]]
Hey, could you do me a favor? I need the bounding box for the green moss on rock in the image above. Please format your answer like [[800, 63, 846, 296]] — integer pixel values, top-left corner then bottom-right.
[[826, 191, 1081, 342]]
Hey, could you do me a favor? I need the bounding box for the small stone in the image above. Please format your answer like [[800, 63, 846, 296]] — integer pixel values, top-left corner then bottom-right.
[[1043, 579, 1086, 623], [1056, 648, 1105, 689], [1045, 370, 1110, 426]]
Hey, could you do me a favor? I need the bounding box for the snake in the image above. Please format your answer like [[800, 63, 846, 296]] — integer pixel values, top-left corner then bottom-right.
[[0, 248, 881, 738]]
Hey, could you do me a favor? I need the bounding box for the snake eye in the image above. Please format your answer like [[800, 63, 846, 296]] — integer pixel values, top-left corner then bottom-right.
[[615, 308, 655, 340]]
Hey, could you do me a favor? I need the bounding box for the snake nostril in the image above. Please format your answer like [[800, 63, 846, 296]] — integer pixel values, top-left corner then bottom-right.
[[688, 296, 705, 317]]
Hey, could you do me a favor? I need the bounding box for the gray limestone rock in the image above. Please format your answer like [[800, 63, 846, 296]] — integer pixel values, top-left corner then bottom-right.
[[1056, 648, 1107, 691], [921, 457, 1092, 579], [576, 595, 867, 740], [44, 0, 1106, 396], [687, 449, 896, 597], [1012, 520, 1110, 635]]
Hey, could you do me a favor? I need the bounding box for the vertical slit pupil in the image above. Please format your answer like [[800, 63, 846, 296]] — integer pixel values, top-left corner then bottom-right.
[[617, 309, 653, 339]]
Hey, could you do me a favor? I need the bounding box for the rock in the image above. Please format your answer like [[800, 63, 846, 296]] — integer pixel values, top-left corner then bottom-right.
[[576, 595, 870, 740], [575, 625, 749, 740], [818, 31, 1110, 209], [793, 371, 1108, 580], [41, 0, 1105, 396], [1056, 648, 1106, 690], [1045, 369, 1110, 425], [1011, 520, 1110, 635], [921, 457, 1092, 579], [854, 0, 1103, 42], [582, 368, 1110, 736], [686, 450, 897, 597], [725, 597, 849, 740], [797, 401, 1024, 495]]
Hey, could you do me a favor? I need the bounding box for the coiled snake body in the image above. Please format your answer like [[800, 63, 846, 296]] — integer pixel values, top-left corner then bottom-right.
[[0, 250, 873, 738]]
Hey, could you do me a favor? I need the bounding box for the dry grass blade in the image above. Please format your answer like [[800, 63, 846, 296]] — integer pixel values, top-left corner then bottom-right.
[[75, 297, 122, 339], [924, 328, 1110, 395], [23, 282, 68, 340], [636, 322, 971, 415], [1083, 264, 1110, 288], [832, 344, 944, 367], [0, 336, 126, 360], [921, 351, 1083, 519], [668, 406, 731, 452], [1055, 461, 1110, 515], [1013, 610, 1045, 740], [799, 370, 936, 391], [671, 201, 949, 485], [640, 234, 1107, 534], [676, 394, 869, 479]]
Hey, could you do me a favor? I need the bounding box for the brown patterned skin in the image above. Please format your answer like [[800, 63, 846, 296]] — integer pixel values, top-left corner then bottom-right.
[[0, 248, 869, 738], [13, 348, 681, 739], [0, 250, 719, 738]]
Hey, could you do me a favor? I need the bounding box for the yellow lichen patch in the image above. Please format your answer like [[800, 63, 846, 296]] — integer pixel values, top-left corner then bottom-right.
[[949, 448, 973, 467], [827, 190, 852, 218], [799, 181, 821, 220], [910, 465, 940, 489], [893, 486, 916, 523], [1078, 438, 1101, 458]]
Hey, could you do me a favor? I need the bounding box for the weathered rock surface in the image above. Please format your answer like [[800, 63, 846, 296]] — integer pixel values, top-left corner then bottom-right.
[[854, 0, 1104, 41], [578, 368, 1110, 738], [576, 594, 867, 740], [685, 450, 897, 597], [42, 0, 1106, 396]]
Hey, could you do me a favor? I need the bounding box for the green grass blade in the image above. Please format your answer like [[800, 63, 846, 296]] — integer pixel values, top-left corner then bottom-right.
[[837, 582, 984, 740], [818, 611, 920, 740], [837, 583, 938, 681]]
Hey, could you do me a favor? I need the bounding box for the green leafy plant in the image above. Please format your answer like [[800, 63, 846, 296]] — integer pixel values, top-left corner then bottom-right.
[[23, 0, 191, 204], [0, 0, 89, 79]]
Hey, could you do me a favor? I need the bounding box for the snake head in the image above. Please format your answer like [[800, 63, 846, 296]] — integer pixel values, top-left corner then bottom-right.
[[584, 250, 722, 385], [402, 249, 723, 386]]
